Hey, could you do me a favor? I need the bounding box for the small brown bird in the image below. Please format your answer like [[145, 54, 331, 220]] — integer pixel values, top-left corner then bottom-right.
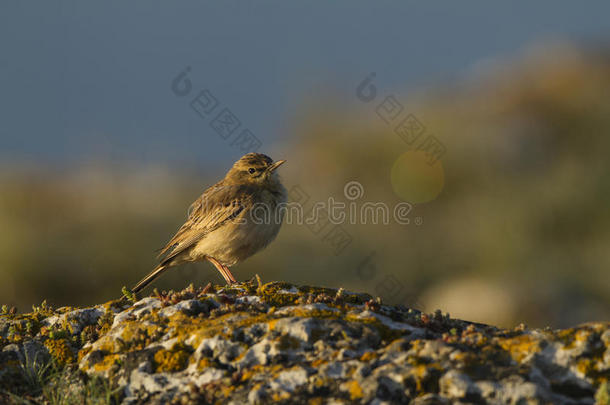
[[129, 153, 287, 295]]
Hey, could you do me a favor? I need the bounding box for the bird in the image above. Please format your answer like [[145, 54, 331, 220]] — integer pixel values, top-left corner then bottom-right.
[[128, 153, 287, 295]]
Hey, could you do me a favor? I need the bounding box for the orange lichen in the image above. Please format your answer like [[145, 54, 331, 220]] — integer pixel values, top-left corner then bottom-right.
[[498, 334, 540, 363]]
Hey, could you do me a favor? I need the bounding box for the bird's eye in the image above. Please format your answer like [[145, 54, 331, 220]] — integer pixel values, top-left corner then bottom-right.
[[248, 168, 256, 174]]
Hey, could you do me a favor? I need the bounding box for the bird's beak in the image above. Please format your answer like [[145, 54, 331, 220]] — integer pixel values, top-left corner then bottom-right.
[[267, 159, 286, 172]]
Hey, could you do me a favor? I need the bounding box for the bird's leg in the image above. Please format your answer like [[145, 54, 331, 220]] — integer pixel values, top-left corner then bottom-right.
[[221, 263, 237, 283], [206, 256, 234, 285], [211, 259, 232, 284]]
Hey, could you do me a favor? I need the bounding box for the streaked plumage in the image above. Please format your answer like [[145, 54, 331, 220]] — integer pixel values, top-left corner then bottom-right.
[[129, 153, 287, 295]]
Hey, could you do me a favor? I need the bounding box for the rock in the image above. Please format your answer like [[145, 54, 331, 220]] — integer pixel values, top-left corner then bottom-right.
[[268, 366, 308, 392], [43, 307, 106, 335], [439, 370, 476, 399], [0, 280, 608, 404]]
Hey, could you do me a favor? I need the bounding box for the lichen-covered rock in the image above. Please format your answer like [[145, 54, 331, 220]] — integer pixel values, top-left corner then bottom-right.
[[1, 280, 608, 404]]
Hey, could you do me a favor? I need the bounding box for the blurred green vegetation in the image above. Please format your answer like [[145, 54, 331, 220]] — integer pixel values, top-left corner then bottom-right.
[[1, 43, 609, 328]]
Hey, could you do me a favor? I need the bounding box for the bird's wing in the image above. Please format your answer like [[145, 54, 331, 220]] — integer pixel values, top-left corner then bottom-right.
[[156, 184, 253, 263]]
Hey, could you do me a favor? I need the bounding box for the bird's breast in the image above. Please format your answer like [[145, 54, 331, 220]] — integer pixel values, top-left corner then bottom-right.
[[190, 187, 286, 266]]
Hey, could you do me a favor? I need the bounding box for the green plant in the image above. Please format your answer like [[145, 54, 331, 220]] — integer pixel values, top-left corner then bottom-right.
[[121, 287, 136, 303]]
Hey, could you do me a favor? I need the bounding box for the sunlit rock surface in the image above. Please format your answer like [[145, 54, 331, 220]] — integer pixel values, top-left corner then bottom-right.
[[1, 280, 609, 404]]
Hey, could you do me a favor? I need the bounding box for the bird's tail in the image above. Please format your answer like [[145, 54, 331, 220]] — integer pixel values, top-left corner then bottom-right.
[[129, 264, 170, 296]]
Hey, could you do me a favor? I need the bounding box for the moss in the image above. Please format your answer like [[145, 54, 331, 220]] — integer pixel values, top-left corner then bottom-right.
[[216, 286, 247, 296], [5, 314, 45, 344], [297, 285, 340, 297], [258, 281, 295, 294], [96, 309, 115, 337], [79, 324, 98, 346], [30, 300, 55, 319], [256, 281, 302, 307], [261, 292, 301, 307]]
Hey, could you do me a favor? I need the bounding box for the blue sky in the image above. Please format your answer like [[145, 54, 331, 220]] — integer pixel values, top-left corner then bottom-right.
[[1, 1, 609, 168]]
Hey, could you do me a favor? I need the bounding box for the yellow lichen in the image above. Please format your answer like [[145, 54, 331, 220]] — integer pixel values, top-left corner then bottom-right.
[[596, 381, 610, 405], [577, 358, 593, 376], [344, 380, 363, 400], [285, 307, 341, 319], [344, 313, 404, 342], [44, 338, 75, 366], [119, 319, 163, 350], [360, 351, 376, 362], [166, 311, 270, 348], [271, 391, 291, 402], [92, 353, 121, 373], [409, 363, 444, 393], [310, 358, 327, 368], [498, 334, 540, 363], [153, 343, 193, 373], [196, 357, 212, 371], [78, 346, 92, 362]]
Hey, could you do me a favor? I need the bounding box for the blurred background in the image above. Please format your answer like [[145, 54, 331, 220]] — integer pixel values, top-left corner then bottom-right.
[[1, 2, 609, 328]]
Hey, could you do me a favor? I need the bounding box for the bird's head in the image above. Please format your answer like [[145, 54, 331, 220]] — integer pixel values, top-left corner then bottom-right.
[[225, 153, 286, 187]]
